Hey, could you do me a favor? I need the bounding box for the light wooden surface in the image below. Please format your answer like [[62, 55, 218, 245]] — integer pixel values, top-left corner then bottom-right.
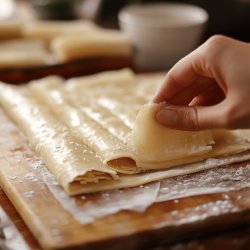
[[2, 186, 250, 250], [0, 189, 39, 250], [0, 57, 133, 84], [1, 104, 250, 250]]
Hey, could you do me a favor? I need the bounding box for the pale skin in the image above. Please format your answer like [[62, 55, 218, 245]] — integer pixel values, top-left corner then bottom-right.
[[153, 35, 250, 131]]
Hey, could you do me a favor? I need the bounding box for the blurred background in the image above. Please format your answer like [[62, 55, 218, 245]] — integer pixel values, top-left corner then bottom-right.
[[3, 0, 250, 42], [85, 0, 250, 42]]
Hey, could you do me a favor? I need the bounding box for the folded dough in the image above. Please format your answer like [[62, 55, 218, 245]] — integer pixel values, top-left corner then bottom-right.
[[0, 39, 45, 51], [51, 31, 132, 62], [0, 21, 131, 67], [22, 20, 97, 43], [133, 103, 214, 163], [0, 84, 117, 194], [0, 39, 53, 68], [132, 103, 250, 169], [0, 69, 250, 195]]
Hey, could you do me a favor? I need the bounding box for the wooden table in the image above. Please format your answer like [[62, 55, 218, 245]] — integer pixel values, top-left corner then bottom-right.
[[1, 187, 250, 250]]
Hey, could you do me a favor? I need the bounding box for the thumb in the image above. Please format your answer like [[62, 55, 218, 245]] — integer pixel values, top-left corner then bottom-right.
[[155, 104, 224, 131]]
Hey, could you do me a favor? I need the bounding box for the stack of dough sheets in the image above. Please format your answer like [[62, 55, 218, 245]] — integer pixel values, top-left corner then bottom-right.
[[0, 69, 250, 195], [0, 39, 53, 68], [0, 20, 132, 68]]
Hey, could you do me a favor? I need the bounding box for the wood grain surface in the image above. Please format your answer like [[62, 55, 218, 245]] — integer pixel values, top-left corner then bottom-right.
[[0, 105, 250, 250], [1, 187, 250, 250], [0, 189, 39, 250]]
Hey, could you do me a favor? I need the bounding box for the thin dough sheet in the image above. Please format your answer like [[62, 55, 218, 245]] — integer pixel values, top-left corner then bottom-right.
[[0, 69, 250, 195], [0, 84, 117, 194], [0, 39, 53, 68]]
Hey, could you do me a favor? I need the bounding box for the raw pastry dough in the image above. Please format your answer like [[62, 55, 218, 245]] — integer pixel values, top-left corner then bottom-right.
[[0, 84, 117, 194], [51, 31, 132, 62], [0, 39, 45, 51], [0, 69, 250, 195], [0, 39, 52, 68], [0, 51, 52, 68], [133, 103, 214, 163], [132, 103, 250, 169], [66, 68, 137, 88], [0, 21, 131, 67], [22, 20, 96, 43]]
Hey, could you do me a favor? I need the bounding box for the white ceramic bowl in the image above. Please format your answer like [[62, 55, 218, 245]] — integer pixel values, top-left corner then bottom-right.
[[119, 3, 208, 70]]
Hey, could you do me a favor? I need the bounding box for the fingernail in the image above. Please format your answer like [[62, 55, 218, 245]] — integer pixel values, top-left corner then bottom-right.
[[156, 109, 179, 127]]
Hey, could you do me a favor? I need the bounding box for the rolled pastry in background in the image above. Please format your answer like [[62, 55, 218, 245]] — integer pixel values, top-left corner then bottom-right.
[[0, 39, 53, 68], [0, 39, 45, 51], [22, 20, 97, 43], [0, 51, 52, 68], [51, 30, 133, 62]]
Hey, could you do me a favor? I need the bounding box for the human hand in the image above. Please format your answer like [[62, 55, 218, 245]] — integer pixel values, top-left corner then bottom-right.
[[153, 35, 250, 131]]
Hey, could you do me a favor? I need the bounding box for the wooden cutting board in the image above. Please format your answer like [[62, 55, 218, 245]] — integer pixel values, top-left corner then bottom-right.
[[0, 57, 133, 84], [1, 107, 250, 250]]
